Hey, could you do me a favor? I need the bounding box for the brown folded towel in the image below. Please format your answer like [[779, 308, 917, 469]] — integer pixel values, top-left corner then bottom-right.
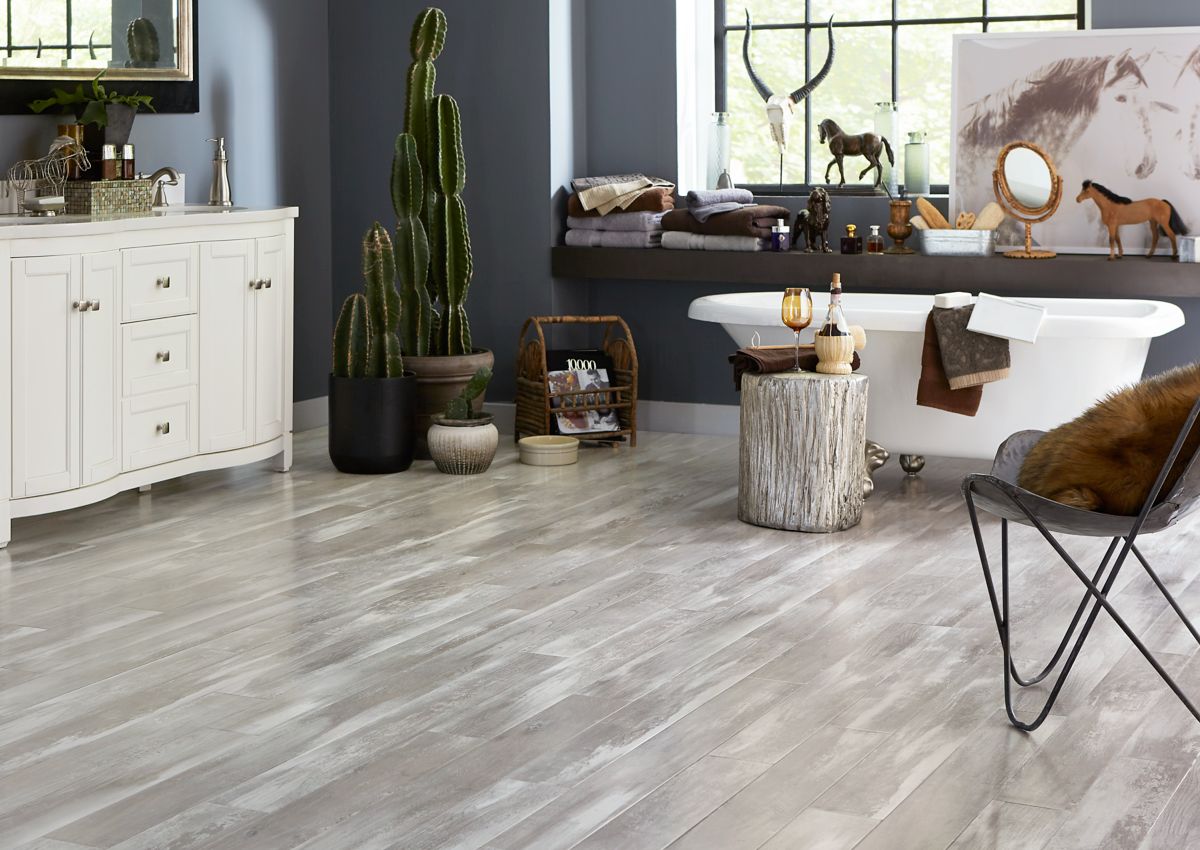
[[916, 313, 982, 416], [730, 345, 861, 391], [931, 304, 1010, 390], [567, 187, 675, 217], [664, 204, 791, 238]]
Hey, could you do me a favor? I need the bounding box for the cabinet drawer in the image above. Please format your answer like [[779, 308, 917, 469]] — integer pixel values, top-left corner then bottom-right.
[[122, 316, 198, 397], [122, 244, 199, 322], [122, 386, 198, 471]]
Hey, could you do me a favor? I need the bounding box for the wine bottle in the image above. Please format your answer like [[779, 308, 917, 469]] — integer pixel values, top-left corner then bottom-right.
[[818, 273, 850, 337], [815, 273, 855, 374]]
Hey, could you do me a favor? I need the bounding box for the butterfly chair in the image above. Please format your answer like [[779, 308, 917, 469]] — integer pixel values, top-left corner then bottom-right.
[[962, 396, 1200, 731]]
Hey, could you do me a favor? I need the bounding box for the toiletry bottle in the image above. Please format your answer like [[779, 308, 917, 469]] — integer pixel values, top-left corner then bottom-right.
[[867, 225, 884, 254], [122, 144, 135, 180], [101, 144, 121, 181], [206, 137, 232, 207], [815, 273, 855, 375], [771, 218, 790, 252], [841, 224, 862, 255]]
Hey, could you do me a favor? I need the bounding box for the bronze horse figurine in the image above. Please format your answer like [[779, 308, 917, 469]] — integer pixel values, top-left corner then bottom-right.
[[819, 118, 894, 189], [793, 187, 832, 253], [1075, 180, 1188, 260]]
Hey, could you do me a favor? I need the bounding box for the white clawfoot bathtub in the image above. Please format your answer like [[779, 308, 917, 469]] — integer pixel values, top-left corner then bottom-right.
[[689, 292, 1185, 460]]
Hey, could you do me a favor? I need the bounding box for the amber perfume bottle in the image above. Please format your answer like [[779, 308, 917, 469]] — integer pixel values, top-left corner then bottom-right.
[[840, 224, 862, 255], [867, 225, 885, 254]]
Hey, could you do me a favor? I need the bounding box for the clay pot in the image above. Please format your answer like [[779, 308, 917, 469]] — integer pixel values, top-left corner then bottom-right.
[[405, 349, 495, 459], [428, 414, 499, 474]]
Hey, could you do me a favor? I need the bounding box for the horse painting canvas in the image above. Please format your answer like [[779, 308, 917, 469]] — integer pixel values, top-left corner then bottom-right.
[[951, 27, 1200, 255]]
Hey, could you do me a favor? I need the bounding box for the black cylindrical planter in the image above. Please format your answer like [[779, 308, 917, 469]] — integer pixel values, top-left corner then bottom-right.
[[328, 373, 417, 474]]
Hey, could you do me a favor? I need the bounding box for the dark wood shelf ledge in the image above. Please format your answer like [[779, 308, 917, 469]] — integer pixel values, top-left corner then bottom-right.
[[551, 246, 1200, 299]]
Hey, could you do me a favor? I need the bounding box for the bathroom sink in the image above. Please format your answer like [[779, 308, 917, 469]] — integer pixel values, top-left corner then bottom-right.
[[152, 204, 247, 213]]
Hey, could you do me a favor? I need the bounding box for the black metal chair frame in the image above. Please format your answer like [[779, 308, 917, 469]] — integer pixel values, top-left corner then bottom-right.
[[962, 396, 1200, 732]]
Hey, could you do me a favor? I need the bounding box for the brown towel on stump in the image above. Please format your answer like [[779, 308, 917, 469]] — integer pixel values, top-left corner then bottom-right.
[[931, 304, 1010, 390], [731, 345, 861, 391], [664, 204, 791, 238], [916, 313, 982, 416], [567, 188, 675, 217]]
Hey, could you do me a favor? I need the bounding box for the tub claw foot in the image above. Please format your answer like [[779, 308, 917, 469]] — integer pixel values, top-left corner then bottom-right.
[[863, 440, 890, 498], [899, 454, 925, 475]]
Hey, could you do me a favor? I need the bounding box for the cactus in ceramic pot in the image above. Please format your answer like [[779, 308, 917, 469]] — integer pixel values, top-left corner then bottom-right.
[[429, 93, 473, 356], [332, 293, 372, 378], [443, 366, 492, 420], [392, 133, 432, 357]]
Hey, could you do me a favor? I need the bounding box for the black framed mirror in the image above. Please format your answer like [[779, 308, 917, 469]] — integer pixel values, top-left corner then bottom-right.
[[0, 0, 198, 114]]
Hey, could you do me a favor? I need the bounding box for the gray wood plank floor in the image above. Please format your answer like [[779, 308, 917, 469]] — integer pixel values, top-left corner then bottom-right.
[[2, 428, 1199, 849]]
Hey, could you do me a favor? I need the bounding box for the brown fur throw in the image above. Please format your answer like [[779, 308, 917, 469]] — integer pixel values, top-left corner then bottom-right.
[[1018, 363, 1200, 514]]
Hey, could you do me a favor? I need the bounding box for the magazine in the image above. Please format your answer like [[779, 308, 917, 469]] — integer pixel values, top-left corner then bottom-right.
[[547, 368, 621, 435]]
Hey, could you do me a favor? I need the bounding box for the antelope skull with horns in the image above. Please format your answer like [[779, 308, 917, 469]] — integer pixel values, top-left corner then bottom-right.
[[742, 11, 836, 155]]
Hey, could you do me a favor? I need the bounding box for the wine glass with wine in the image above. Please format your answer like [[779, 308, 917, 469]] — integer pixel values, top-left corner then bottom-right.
[[781, 287, 813, 371]]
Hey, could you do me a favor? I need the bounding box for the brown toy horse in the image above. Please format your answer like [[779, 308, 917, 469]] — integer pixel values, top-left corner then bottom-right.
[[1075, 180, 1188, 260], [819, 118, 894, 190]]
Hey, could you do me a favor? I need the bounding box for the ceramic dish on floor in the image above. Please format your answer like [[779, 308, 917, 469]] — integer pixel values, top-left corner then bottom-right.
[[519, 435, 579, 466]]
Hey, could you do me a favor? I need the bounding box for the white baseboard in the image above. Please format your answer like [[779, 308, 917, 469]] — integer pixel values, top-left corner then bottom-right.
[[293, 396, 328, 432], [483, 400, 739, 437], [299, 396, 740, 437]]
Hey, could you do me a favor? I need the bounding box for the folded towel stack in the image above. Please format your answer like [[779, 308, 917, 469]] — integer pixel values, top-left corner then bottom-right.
[[662, 189, 791, 249], [570, 174, 676, 216], [564, 210, 666, 249]]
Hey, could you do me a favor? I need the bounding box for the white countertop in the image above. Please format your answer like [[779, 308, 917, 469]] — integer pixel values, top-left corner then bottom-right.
[[0, 205, 299, 238]]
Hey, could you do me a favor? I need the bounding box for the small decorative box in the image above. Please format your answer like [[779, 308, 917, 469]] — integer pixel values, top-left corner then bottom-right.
[[1179, 236, 1200, 263], [64, 179, 152, 216]]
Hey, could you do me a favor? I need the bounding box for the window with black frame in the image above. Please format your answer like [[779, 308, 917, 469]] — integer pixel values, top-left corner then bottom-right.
[[716, 1, 1083, 193]]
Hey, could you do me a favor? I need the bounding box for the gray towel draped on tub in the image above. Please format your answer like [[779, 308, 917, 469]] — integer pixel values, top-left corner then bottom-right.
[[931, 304, 1010, 390]]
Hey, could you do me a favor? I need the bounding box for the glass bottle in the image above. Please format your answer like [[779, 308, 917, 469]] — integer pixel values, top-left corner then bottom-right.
[[840, 224, 862, 255], [707, 111, 733, 190], [815, 274, 854, 374], [771, 218, 790, 252], [904, 131, 930, 196], [873, 102, 900, 196], [867, 225, 885, 254]]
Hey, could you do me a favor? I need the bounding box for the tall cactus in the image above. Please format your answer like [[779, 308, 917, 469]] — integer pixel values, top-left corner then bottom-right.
[[332, 293, 372, 378], [126, 17, 160, 68], [361, 223, 403, 377], [429, 93, 473, 356], [392, 133, 432, 357], [405, 8, 446, 174]]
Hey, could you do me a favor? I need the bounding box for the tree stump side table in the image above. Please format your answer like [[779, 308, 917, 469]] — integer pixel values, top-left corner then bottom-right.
[[739, 371, 868, 532]]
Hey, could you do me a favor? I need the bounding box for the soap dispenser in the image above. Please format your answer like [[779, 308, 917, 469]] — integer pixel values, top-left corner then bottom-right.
[[206, 137, 232, 207]]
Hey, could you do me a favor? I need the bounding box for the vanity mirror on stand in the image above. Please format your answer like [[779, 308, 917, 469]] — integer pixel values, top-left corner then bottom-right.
[[993, 141, 1062, 259], [0, 0, 197, 113]]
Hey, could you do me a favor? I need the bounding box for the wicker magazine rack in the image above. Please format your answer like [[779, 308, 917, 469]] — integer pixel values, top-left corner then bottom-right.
[[516, 315, 638, 446]]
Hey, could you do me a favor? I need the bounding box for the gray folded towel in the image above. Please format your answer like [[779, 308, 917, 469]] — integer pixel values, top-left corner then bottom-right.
[[566, 211, 667, 232], [661, 232, 765, 252], [932, 304, 1010, 390], [687, 188, 756, 223], [566, 229, 662, 249]]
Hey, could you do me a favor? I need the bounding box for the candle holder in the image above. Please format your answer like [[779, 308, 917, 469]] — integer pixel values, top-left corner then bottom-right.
[[885, 199, 915, 255]]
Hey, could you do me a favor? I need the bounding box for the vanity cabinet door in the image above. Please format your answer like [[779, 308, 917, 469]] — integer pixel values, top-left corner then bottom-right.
[[80, 252, 122, 486], [12, 256, 81, 497], [198, 240, 256, 453], [253, 235, 286, 444]]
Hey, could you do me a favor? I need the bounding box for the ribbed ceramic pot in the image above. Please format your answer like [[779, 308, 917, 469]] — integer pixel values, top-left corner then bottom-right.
[[427, 414, 499, 475]]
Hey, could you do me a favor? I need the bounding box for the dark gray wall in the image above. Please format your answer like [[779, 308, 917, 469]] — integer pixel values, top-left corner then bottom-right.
[[0, 0, 332, 403], [577, 0, 1200, 407], [329, 0, 561, 401]]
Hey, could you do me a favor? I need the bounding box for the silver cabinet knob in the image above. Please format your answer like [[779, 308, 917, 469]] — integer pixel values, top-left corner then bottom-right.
[[156, 422, 171, 435], [250, 279, 260, 290], [90, 299, 100, 312], [156, 350, 171, 363], [262, 278, 272, 289], [157, 276, 171, 289], [72, 300, 85, 311]]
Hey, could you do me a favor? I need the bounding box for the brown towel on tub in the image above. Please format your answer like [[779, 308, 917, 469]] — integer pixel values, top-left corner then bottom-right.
[[731, 345, 861, 391], [931, 304, 1010, 390], [664, 204, 791, 238], [567, 188, 675, 217], [916, 313, 982, 416]]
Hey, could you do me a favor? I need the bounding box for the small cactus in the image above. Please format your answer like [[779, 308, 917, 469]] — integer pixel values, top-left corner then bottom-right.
[[391, 133, 432, 356], [444, 366, 492, 420], [429, 93, 473, 356], [361, 223, 403, 377], [126, 17, 160, 68], [332, 293, 372, 378]]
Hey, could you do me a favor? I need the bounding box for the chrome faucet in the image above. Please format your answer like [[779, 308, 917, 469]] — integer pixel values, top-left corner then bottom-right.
[[149, 167, 181, 207]]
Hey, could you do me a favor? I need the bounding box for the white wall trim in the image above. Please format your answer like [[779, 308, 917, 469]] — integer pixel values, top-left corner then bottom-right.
[[484, 399, 739, 438], [293, 396, 327, 432]]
